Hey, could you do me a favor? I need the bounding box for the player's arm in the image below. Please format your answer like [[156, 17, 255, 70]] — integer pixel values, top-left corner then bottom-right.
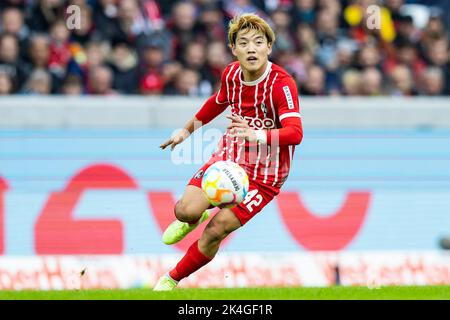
[[160, 66, 231, 151]]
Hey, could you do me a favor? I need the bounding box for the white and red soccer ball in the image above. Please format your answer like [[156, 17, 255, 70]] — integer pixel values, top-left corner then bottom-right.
[[201, 161, 249, 208]]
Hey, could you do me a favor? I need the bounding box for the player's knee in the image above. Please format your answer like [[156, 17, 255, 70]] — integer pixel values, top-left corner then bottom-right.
[[174, 200, 197, 222]]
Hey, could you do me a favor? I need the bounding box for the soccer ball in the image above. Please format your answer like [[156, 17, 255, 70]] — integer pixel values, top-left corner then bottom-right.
[[201, 161, 249, 208]]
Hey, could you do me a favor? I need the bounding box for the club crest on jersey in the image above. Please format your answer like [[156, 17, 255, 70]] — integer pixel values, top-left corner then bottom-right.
[[194, 170, 204, 179], [260, 102, 267, 118]]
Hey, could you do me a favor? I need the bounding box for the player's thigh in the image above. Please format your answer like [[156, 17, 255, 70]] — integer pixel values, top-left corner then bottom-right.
[[200, 207, 242, 243], [176, 185, 211, 218], [231, 181, 278, 225]]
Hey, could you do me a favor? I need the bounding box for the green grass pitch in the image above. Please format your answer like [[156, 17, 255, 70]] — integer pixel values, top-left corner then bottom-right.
[[0, 286, 449, 300]]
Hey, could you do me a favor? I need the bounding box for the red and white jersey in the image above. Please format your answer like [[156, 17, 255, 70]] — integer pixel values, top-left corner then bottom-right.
[[210, 61, 301, 191]]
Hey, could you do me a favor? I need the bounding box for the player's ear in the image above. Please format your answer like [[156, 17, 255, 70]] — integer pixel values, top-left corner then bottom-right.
[[267, 42, 273, 56], [230, 44, 237, 57]]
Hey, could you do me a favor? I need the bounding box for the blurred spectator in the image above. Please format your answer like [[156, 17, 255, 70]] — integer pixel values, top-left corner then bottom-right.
[[70, 4, 95, 45], [384, 39, 426, 79], [204, 41, 231, 90], [294, 23, 318, 53], [0, 0, 448, 97], [27, 0, 65, 33], [385, 0, 405, 25], [0, 0, 27, 11], [1, 6, 26, 35], [108, 41, 139, 94], [168, 1, 198, 61], [224, 0, 267, 20], [270, 8, 295, 58], [357, 44, 382, 69], [0, 71, 14, 95], [424, 37, 450, 93], [60, 73, 83, 95], [161, 60, 183, 89], [395, 14, 420, 44], [165, 68, 201, 96], [182, 41, 212, 96], [360, 67, 383, 96], [300, 64, 325, 95], [387, 64, 416, 96], [341, 69, 362, 96], [48, 19, 72, 77], [87, 65, 116, 95], [197, 2, 227, 43], [114, 0, 147, 44], [28, 34, 50, 69], [0, 32, 28, 91], [419, 67, 445, 96], [21, 68, 52, 94], [0, 6, 29, 58], [292, 0, 317, 26], [140, 72, 163, 95]]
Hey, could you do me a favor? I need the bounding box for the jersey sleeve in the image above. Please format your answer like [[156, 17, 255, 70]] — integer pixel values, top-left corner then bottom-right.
[[272, 76, 302, 123], [195, 64, 232, 125], [215, 64, 233, 104], [264, 76, 303, 146]]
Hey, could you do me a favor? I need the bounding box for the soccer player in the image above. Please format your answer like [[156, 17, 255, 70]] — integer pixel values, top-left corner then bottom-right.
[[153, 13, 303, 290]]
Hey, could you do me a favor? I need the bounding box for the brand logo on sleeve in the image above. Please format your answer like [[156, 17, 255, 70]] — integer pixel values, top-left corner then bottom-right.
[[283, 86, 294, 110]]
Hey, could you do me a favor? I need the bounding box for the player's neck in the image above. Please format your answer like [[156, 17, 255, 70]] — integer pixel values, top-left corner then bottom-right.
[[241, 60, 269, 82]]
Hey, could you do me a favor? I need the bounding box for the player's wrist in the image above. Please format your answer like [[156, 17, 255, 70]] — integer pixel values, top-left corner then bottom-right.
[[254, 130, 267, 144]]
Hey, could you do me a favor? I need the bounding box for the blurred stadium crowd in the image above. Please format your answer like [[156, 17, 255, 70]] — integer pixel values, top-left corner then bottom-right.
[[0, 0, 449, 96]]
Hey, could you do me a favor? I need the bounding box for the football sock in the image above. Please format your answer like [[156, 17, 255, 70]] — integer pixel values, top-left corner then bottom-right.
[[169, 240, 212, 281]]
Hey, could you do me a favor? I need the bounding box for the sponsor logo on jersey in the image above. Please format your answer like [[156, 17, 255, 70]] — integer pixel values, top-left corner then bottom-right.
[[283, 86, 294, 110]]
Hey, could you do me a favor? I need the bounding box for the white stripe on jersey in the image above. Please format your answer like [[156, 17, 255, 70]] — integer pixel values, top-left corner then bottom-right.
[[234, 70, 244, 162], [272, 146, 280, 187], [235, 138, 245, 163], [269, 73, 279, 120], [225, 65, 234, 100], [263, 145, 271, 184], [253, 82, 259, 118], [253, 142, 262, 180], [279, 112, 301, 121], [261, 70, 271, 117], [217, 131, 228, 158], [228, 68, 240, 161], [237, 69, 243, 116], [231, 67, 240, 112], [288, 145, 293, 171]]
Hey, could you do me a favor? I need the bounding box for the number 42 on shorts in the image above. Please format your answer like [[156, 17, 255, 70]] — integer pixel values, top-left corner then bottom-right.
[[242, 189, 263, 212]]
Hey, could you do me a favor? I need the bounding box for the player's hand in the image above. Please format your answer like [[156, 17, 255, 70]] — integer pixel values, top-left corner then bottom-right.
[[160, 129, 190, 151], [227, 114, 258, 143]]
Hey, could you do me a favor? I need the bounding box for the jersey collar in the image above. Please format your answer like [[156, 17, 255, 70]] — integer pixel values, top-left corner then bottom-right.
[[241, 61, 272, 86]]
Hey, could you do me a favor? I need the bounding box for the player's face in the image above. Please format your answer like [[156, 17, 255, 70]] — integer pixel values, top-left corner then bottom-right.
[[231, 29, 272, 75]]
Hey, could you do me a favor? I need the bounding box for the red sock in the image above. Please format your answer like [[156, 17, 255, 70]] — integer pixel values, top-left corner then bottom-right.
[[169, 240, 212, 282]]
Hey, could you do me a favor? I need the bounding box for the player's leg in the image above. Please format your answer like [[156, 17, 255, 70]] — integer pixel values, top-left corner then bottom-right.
[[162, 208, 241, 287], [161, 185, 212, 245], [154, 181, 278, 290], [154, 208, 241, 291], [198, 207, 241, 257], [174, 185, 210, 223]]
